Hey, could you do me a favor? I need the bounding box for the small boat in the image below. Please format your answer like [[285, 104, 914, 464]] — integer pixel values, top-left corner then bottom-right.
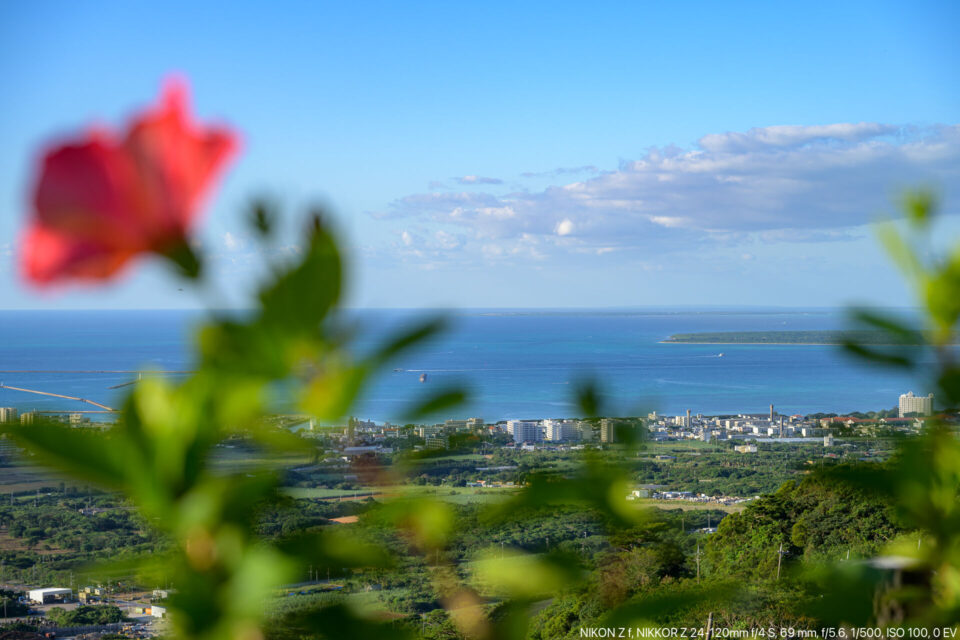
[[717, 353, 725, 358], [419, 373, 428, 383], [393, 368, 403, 372]]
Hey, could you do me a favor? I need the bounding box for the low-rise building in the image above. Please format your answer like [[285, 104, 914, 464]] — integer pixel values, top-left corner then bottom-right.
[[425, 434, 449, 449], [28, 588, 73, 604]]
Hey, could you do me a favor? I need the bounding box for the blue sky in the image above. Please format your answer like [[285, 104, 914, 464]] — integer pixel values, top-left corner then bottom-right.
[[1, 1, 958, 309]]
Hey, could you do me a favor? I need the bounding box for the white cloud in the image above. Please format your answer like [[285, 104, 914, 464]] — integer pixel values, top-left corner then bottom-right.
[[520, 165, 601, 178], [434, 230, 461, 249], [222, 231, 243, 251], [649, 216, 689, 228], [376, 123, 960, 263], [555, 219, 574, 236], [455, 175, 503, 185], [698, 123, 899, 153]]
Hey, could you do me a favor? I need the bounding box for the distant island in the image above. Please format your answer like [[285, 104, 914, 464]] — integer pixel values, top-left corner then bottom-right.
[[661, 330, 943, 345]]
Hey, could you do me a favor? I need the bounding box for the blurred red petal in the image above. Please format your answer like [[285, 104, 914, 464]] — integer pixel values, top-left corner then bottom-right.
[[21, 225, 133, 285], [34, 135, 149, 249], [123, 79, 239, 239], [22, 78, 239, 286]]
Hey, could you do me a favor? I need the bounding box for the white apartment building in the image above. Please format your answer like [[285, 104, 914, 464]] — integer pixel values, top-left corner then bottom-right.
[[543, 419, 579, 442], [899, 391, 933, 417], [418, 425, 444, 439], [506, 420, 543, 443], [600, 419, 618, 443]]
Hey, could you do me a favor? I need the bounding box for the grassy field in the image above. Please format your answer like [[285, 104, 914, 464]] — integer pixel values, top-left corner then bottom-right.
[[410, 453, 489, 463], [635, 498, 746, 513], [0, 462, 82, 495], [211, 446, 314, 471], [643, 440, 727, 453], [281, 485, 518, 504], [281, 487, 380, 499], [387, 485, 518, 504]]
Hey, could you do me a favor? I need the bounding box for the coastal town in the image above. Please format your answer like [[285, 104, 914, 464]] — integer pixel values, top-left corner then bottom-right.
[[0, 389, 949, 639], [275, 390, 939, 454]]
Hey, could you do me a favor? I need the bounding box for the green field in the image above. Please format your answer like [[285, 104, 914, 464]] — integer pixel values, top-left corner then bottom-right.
[[280, 487, 379, 499], [635, 498, 747, 513], [394, 485, 518, 504], [281, 485, 517, 504]]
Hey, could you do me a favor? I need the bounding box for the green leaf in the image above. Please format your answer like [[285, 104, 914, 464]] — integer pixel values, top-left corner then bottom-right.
[[370, 315, 448, 365], [2, 421, 129, 488], [841, 341, 915, 369], [162, 240, 203, 280], [248, 199, 277, 238], [300, 363, 369, 422], [575, 379, 601, 418], [276, 529, 394, 570], [847, 307, 924, 343], [258, 220, 341, 333], [800, 563, 885, 627], [280, 603, 413, 640], [368, 497, 455, 549], [471, 550, 582, 598], [488, 464, 643, 527], [399, 387, 467, 422], [901, 189, 937, 228], [602, 581, 737, 628]]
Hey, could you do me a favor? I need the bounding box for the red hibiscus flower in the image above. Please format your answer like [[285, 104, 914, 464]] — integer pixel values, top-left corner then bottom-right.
[[21, 79, 239, 285]]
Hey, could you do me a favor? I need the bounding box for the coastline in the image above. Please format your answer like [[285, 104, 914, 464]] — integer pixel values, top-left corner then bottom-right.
[[659, 341, 938, 346], [662, 341, 848, 345]]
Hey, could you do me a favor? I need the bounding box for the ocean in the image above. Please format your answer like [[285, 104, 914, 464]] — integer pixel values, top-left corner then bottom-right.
[[0, 308, 931, 422]]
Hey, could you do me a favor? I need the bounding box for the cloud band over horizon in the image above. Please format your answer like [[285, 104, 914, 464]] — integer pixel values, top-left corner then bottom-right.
[[381, 123, 960, 264]]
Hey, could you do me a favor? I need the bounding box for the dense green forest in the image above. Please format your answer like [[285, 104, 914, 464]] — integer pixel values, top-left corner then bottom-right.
[[256, 466, 904, 638]]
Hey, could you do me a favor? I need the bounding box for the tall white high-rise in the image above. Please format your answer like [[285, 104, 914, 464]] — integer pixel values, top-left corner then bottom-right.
[[899, 391, 933, 417], [543, 419, 579, 442], [506, 420, 543, 443]]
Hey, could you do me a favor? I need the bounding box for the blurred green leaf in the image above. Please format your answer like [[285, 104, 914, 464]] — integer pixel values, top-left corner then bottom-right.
[[259, 221, 341, 333], [2, 420, 129, 489], [602, 581, 736, 628], [163, 239, 203, 280], [399, 387, 467, 422], [300, 363, 369, 422], [471, 550, 582, 598], [847, 308, 925, 343], [841, 341, 915, 369], [901, 189, 937, 228], [370, 315, 447, 365], [800, 562, 892, 627], [370, 497, 455, 550], [877, 222, 925, 285], [279, 603, 413, 640], [249, 199, 277, 238], [488, 464, 642, 527], [575, 379, 601, 418], [276, 529, 394, 570]]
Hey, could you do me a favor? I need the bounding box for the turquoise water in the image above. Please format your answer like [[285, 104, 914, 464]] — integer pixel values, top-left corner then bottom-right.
[[0, 309, 929, 422]]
